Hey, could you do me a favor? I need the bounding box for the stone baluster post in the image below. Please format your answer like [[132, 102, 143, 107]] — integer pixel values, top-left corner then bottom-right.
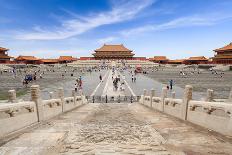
[[206, 89, 214, 102], [144, 89, 147, 95], [31, 85, 43, 122], [150, 89, 155, 108], [79, 89, 84, 104], [182, 85, 193, 120], [49, 92, 54, 99], [161, 87, 167, 111], [72, 90, 77, 105], [171, 91, 176, 99], [171, 91, 175, 105], [8, 90, 16, 103], [58, 88, 65, 112], [142, 89, 147, 105]]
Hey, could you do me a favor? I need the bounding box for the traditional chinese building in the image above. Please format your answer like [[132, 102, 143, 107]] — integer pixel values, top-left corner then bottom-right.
[[38, 59, 59, 64], [149, 56, 169, 64], [212, 43, 232, 64], [58, 56, 78, 63], [16, 56, 39, 64], [168, 59, 185, 64], [0, 47, 14, 63], [79, 57, 95, 60], [183, 56, 208, 65], [92, 44, 135, 59]]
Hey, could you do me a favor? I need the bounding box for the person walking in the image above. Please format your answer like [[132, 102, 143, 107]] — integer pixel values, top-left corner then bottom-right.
[[74, 83, 78, 92], [99, 74, 102, 82], [113, 78, 118, 91], [120, 82, 125, 91], [79, 76, 82, 89], [169, 79, 173, 90]]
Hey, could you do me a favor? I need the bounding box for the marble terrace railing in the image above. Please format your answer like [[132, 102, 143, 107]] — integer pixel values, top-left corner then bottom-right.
[[140, 86, 232, 137], [0, 85, 88, 139]]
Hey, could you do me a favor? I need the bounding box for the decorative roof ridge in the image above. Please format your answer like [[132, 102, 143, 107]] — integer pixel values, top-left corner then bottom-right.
[[214, 42, 232, 51], [94, 44, 133, 52]]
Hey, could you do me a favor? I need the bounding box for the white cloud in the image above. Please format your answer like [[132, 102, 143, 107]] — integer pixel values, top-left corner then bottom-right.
[[98, 36, 117, 44], [121, 14, 232, 37], [10, 49, 84, 58], [16, 0, 155, 40]]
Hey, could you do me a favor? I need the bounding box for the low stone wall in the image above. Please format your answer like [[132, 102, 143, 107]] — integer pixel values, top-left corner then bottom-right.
[[0, 85, 88, 139], [139, 86, 232, 137]]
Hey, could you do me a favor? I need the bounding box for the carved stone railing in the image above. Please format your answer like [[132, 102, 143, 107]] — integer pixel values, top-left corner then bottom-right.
[[64, 97, 78, 112], [164, 98, 183, 119], [151, 97, 162, 111], [143, 96, 151, 107], [42, 99, 62, 119], [43, 99, 62, 108], [0, 101, 35, 118], [188, 100, 232, 136], [0, 85, 88, 139], [139, 86, 232, 137], [189, 101, 232, 115], [0, 101, 37, 138]]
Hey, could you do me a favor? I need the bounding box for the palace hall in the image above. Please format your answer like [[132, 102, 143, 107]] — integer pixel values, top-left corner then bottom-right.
[[92, 44, 135, 60]]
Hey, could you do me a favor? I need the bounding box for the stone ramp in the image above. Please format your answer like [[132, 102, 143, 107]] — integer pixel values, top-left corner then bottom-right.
[[0, 132, 66, 155], [58, 103, 173, 155], [60, 142, 172, 155], [1, 103, 232, 155]]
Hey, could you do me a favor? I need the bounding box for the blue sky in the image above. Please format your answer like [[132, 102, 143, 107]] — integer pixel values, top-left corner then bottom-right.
[[0, 0, 232, 59]]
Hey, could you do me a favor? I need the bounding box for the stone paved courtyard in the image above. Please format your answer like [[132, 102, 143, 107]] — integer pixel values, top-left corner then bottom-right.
[[146, 67, 232, 99], [0, 67, 107, 100], [2, 66, 232, 101]]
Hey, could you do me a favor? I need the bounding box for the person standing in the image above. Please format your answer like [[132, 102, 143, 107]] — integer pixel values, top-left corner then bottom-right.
[[169, 79, 173, 90], [33, 74, 36, 81], [131, 74, 134, 83], [122, 74, 125, 81]]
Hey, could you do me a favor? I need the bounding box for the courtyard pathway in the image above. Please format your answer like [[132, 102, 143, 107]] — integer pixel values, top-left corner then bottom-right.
[[101, 70, 132, 97]]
